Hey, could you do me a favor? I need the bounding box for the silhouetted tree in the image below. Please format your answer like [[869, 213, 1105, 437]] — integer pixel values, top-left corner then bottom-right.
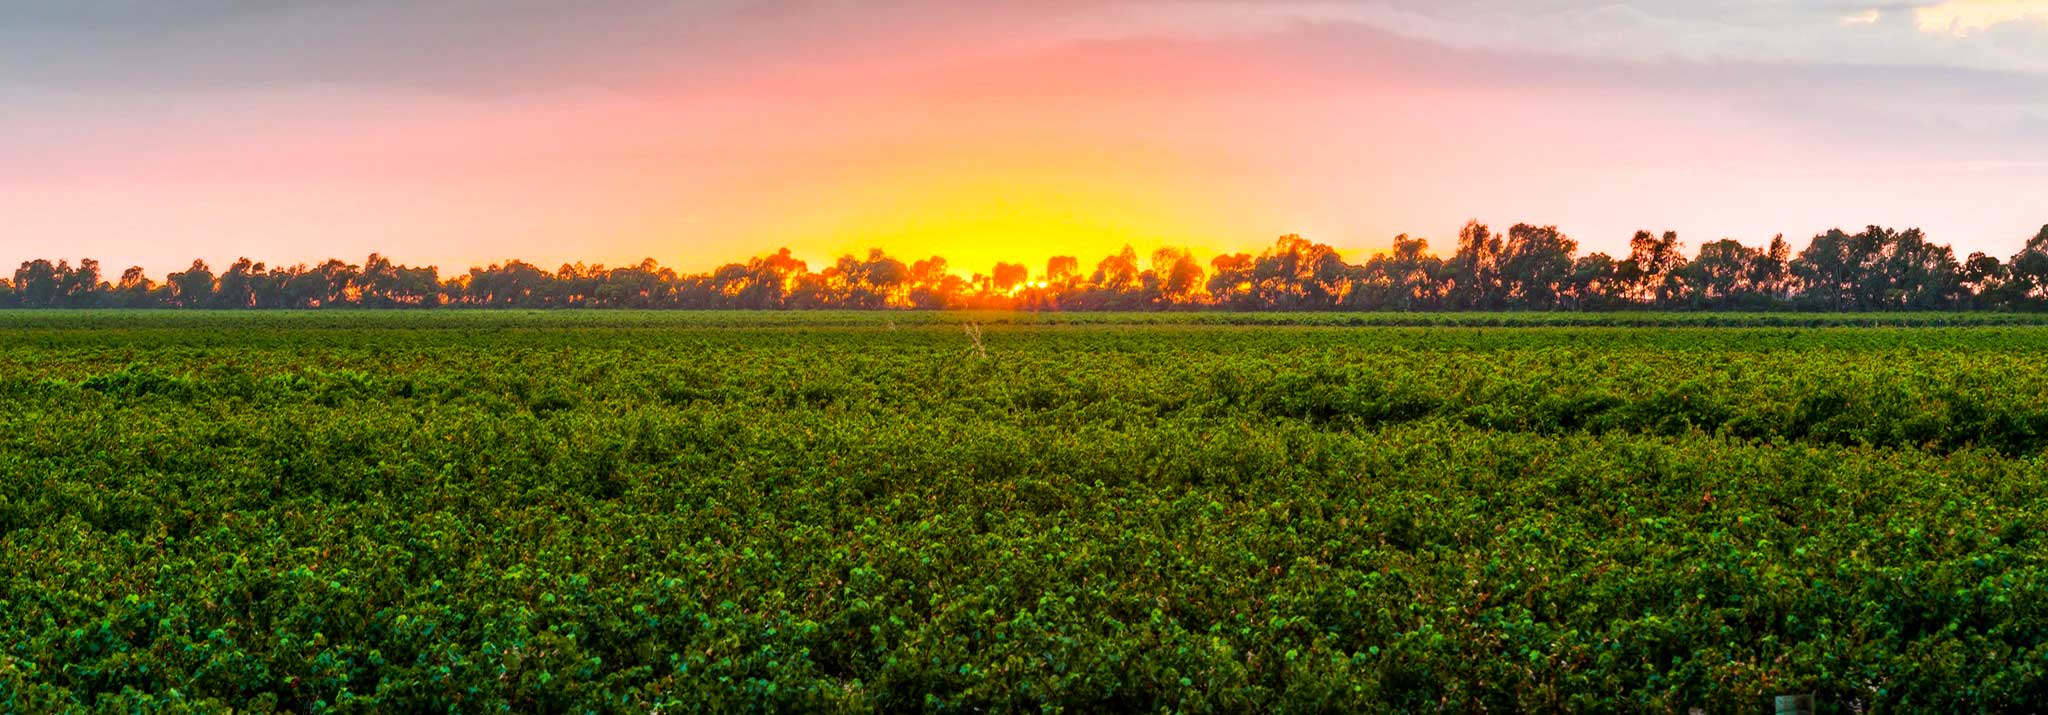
[[1091, 246, 1143, 295], [905, 257, 962, 309], [1622, 231, 1686, 306], [1678, 239, 1766, 309], [1961, 252, 2012, 308], [1045, 256, 1080, 290], [9, 221, 2041, 312], [1207, 253, 1256, 310], [1757, 235, 1793, 301], [1151, 248, 1204, 305], [63, 259, 104, 307], [1568, 253, 1627, 310], [991, 262, 1030, 293], [465, 260, 547, 307], [1500, 224, 1577, 309], [839, 249, 909, 308], [1446, 221, 1504, 310], [1242, 235, 1350, 310], [2008, 225, 2048, 308], [1885, 228, 1963, 309], [1357, 235, 1442, 310], [110, 266, 156, 307], [214, 258, 263, 308], [1788, 226, 1963, 311], [167, 260, 216, 308], [13, 260, 64, 308]]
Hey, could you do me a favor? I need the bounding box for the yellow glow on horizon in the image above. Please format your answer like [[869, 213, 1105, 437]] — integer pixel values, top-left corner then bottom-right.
[[760, 167, 1239, 280], [1915, 0, 2048, 35]]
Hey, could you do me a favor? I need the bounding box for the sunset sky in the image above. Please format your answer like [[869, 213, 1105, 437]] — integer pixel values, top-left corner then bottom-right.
[[4, 0, 2047, 277]]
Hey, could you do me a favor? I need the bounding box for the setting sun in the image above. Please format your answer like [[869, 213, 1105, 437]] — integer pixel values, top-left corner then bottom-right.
[[8, 4, 2048, 712], [7, 2, 2046, 276]]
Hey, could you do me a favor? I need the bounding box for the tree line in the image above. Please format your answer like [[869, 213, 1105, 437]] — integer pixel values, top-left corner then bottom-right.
[[8, 223, 2048, 311]]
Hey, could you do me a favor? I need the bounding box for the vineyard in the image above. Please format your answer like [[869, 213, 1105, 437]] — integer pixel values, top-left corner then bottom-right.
[[4, 311, 2047, 713]]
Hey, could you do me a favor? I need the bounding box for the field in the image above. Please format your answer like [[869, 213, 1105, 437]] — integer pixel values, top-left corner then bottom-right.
[[4, 311, 2048, 713]]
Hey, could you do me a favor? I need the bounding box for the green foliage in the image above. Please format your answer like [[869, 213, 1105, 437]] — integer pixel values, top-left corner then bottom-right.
[[4, 313, 2048, 712]]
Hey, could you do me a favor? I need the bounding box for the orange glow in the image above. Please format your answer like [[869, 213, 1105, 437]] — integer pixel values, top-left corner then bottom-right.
[[5, 2, 2045, 274]]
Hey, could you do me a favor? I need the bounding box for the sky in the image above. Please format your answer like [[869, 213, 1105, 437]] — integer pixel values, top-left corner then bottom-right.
[[3, 0, 2047, 277]]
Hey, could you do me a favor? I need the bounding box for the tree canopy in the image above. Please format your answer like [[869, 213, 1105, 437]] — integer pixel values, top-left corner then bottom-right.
[[8, 224, 2048, 311]]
